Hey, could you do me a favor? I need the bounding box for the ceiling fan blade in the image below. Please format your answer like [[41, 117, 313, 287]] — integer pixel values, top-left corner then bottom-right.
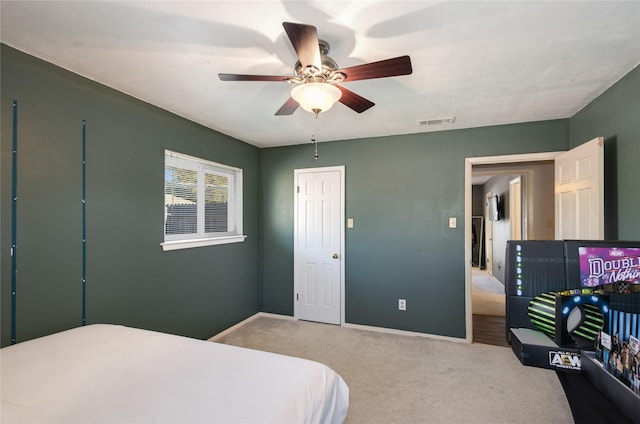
[[282, 22, 322, 71], [336, 55, 412, 82], [275, 97, 300, 116], [335, 85, 375, 113], [219, 73, 292, 82]]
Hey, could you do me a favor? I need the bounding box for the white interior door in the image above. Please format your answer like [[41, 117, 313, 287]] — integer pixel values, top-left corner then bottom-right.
[[294, 166, 344, 325], [509, 177, 522, 240], [485, 192, 494, 275], [555, 137, 604, 240]]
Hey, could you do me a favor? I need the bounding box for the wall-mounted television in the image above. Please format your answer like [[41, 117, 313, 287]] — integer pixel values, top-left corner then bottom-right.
[[487, 194, 500, 221]]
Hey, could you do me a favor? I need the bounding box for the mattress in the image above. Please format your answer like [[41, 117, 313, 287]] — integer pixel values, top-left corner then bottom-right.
[[1, 324, 349, 423]]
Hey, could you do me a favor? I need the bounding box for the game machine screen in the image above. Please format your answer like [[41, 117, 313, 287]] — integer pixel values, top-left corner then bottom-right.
[[556, 244, 640, 348]]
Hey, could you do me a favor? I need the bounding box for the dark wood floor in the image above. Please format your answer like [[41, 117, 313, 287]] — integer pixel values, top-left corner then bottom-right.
[[473, 314, 510, 347]]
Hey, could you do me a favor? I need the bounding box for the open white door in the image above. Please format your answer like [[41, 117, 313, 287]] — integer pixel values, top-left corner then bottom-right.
[[555, 137, 604, 240], [509, 177, 523, 240], [294, 166, 345, 325], [485, 192, 494, 275]]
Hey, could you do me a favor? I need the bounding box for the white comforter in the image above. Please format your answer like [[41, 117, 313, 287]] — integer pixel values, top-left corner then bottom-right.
[[1, 324, 349, 423]]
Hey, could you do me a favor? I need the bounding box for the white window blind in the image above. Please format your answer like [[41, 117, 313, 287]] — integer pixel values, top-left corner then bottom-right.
[[162, 150, 245, 250]]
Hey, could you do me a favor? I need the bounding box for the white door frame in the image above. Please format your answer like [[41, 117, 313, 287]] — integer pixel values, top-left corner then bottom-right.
[[293, 165, 346, 325], [464, 152, 563, 343], [509, 176, 523, 241], [485, 191, 494, 276]]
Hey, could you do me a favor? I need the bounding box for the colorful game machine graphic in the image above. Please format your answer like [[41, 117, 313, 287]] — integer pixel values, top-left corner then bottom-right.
[[580, 247, 640, 394], [528, 247, 640, 351]]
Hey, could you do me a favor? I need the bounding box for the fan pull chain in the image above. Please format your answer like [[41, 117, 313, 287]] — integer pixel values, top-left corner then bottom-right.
[[314, 137, 318, 160], [312, 109, 319, 160]]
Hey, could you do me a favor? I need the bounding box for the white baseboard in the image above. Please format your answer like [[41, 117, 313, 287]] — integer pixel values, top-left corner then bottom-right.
[[209, 312, 468, 344], [342, 322, 468, 344], [207, 312, 294, 341]]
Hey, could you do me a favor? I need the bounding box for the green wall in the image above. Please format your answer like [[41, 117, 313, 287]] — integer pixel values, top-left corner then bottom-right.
[[569, 65, 640, 240], [260, 121, 569, 338], [1, 45, 260, 346], [259, 64, 639, 339], [3, 42, 637, 345]]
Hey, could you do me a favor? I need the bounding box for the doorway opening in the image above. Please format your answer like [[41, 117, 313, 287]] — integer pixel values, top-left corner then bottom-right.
[[465, 152, 562, 344]]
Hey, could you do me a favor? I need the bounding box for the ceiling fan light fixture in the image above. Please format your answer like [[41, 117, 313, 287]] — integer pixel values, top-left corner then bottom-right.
[[291, 82, 342, 114]]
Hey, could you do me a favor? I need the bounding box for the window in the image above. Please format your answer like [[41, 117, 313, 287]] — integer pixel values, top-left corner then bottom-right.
[[162, 150, 246, 251]]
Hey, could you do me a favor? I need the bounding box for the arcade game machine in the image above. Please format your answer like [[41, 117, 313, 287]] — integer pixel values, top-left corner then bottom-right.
[[505, 240, 640, 422]]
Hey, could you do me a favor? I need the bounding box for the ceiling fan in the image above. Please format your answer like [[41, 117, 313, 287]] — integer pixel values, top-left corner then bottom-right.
[[219, 22, 413, 116]]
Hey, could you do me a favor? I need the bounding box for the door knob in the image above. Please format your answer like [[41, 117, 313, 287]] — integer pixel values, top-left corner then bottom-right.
[[332, 253, 339, 259]]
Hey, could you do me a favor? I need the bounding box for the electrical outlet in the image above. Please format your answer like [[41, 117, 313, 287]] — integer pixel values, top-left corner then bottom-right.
[[398, 299, 406, 311]]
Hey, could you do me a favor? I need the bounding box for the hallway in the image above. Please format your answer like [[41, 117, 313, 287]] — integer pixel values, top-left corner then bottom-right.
[[472, 267, 505, 317], [472, 267, 508, 347]]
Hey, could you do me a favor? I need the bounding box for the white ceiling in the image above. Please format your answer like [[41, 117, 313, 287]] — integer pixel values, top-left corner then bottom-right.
[[1, 1, 639, 148]]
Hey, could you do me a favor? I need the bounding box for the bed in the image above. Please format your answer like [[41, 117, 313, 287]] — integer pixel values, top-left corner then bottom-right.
[[1, 324, 349, 423]]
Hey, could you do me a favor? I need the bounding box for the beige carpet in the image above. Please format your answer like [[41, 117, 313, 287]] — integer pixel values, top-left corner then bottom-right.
[[212, 316, 573, 424], [473, 268, 506, 317]]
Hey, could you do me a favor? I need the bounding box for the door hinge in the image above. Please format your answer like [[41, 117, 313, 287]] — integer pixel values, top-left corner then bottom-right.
[[296, 186, 300, 193], [296, 293, 299, 301]]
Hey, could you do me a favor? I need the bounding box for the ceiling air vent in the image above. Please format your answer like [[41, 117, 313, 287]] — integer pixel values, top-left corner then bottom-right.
[[418, 117, 456, 126]]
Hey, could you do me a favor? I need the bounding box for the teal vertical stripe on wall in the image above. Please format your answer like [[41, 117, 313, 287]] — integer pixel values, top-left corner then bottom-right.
[[82, 120, 87, 326], [11, 100, 18, 344]]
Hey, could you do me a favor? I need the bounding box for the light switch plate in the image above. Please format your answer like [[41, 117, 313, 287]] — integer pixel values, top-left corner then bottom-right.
[[449, 217, 457, 228], [347, 218, 354, 228]]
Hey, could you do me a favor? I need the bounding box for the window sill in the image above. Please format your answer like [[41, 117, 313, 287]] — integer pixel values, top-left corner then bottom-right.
[[161, 235, 247, 251]]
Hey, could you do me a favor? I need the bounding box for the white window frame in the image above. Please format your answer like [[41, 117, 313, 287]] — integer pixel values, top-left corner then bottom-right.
[[162, 150, 246, 251]]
